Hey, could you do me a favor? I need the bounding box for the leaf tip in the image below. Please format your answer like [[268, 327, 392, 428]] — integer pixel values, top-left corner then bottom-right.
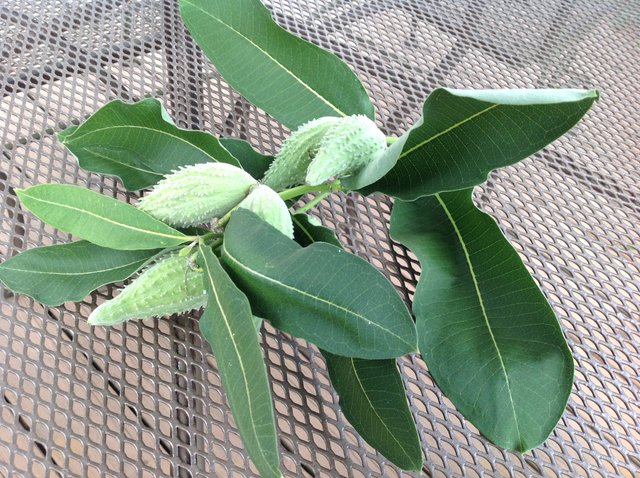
[[408, 458, 425, 472]]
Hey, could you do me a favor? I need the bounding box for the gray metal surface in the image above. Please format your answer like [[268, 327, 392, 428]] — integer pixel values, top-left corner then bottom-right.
[[1, 0, 639, 477]]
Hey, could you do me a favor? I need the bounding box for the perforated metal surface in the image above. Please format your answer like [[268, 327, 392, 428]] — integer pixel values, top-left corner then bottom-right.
[[1, 1, 639, 477]]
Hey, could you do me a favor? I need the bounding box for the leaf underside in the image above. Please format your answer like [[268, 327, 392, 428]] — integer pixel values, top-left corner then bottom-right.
[[0, 241, 161, 306], [17, 184, 189, 251], [352, 88, 598, 196], [390, 189, 574, 451]]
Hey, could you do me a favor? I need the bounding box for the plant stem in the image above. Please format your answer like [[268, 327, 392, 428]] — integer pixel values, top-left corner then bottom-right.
[[198, 231, 223, 241], [278, 180, 342, 201], [217, 209, 235, 228], [208, 238, 223, 250], [386, 136, 398, 145], [295, 192, 331, 214]]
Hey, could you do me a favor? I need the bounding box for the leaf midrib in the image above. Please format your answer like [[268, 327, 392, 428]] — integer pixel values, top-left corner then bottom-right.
[[349, 358, 417, 464], [399, 104, 499, 159], [223, 244, 414, 350], [201, 251, 280, 477], [21, 192, 189, 242], [64, 125, 219, 164], [182, 0, 347, 118], [435, 193, 523, 446], [0, 258, 149, 276], [85, 148, 164, 178]]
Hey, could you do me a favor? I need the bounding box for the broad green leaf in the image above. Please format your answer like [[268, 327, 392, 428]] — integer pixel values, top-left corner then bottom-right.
[[17, 184, 192, 250], [292, 214, 423, 470], [355, 88, 598, 198], [323, 353, 423, 470], [222, 209, 417, 359], [179, 0, 375, 130], [390, 190, 574, 451], [0, 241, 161, 306], [59, 98, 240, 191], [220, 138, 273, 180], [198, 244, 282, 478]]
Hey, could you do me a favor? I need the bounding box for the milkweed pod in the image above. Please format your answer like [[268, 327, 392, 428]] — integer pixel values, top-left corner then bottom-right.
[[262, 116, 340, 191], [306, 115, 386, 186], [87, 253, 207, 326], [237, 185, 294, 239], [138, 162, 256, 226]]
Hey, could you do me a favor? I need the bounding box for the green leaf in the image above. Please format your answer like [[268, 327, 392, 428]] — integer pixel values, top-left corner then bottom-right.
[[59, 98, 240, 191], [179, 0, 375, 130], [323, 353, 423, 470], [220, 138, 273, 180], [390, 189, 574, 451], [222, 209, 417, 359], [0, 241, 161, 306], [355, 88, 598, 198], [17, 184, 191, 250], [198, 244, 282, 478], [292, 214, 423, 470], [291, 213, 341, 247]]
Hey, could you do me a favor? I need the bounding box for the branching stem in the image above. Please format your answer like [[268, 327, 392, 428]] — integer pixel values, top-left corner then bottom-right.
[[295, 192, 331, 214], [278, 180, 342, 201]]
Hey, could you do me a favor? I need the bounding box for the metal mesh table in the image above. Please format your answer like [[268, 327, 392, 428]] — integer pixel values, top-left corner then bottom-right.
[[1, 1, 639, 477]]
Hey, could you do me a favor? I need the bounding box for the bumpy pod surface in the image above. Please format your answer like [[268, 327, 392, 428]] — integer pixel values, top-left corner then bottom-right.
[[237, 185, 294, 238], [138, 162, 256, 226], [88, 253, 207, 326], [262, 116, 340, 191], [306, 115, 386, 186]]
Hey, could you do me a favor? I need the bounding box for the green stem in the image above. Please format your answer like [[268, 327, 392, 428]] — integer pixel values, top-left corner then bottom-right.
[[386, 136, 398, 145], [278, 180, 342, 201], [208, 238, 223, 250], [198, 231, 223, 241], [217, 210, 235, 228], [295, 192, 331, 214]]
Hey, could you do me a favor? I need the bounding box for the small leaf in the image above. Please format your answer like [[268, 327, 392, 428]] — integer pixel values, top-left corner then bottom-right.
[[59, 98, 240, 191], [222, 209, 417, 359], [17, 184, 191, 250], [291, 213, 341, 247], [354, 88, 598, 197], [179, 0, 375, 130], [292, 215, 423, 470], [390, 189, 574, 451], [324, 353, 423, 470], [0, 241, 161, 306], [220, 138, 273, 180], [198, 244, 282, 478]]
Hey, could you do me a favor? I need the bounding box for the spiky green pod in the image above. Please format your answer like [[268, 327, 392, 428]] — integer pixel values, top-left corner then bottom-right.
[[262, 116, 340, 191], [306, 115, 386, 186], [238, 185, 294, 238], [87, 253, 207, 326], [138, 163, 256, 226]]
